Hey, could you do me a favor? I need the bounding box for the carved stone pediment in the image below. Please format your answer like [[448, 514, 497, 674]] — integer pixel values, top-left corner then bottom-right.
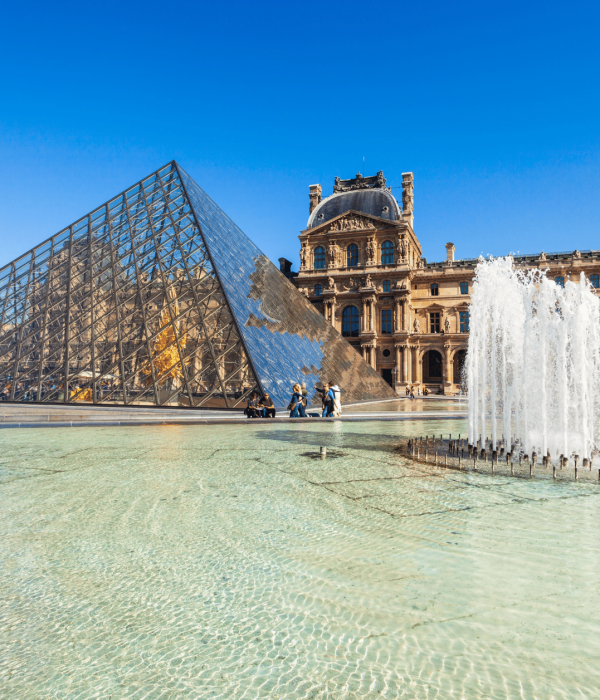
[[304, 209, 400, 236], [327, 214, 376, 233]]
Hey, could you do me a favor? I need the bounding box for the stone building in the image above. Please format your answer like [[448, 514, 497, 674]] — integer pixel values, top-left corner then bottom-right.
[[290, 171, 600, 395]]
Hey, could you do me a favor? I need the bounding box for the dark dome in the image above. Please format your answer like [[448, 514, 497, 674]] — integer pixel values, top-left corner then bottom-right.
[[308, 189, 401, 229]]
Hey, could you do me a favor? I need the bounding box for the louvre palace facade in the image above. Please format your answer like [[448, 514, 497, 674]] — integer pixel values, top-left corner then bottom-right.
[[290, 171, 600, 394]]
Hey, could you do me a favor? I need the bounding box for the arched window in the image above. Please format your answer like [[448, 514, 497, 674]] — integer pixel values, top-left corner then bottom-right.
[[460, 281, 468, 295], [431, 283, 439, 296], [555, 276, 564, 288], [382, 280, 391, 293], [314, 246, 325, 269], [347, 243, 359, 267], [381, 309, 392, 333], [342, 305, 360, 337], [381, 240, 394, 265], [314, 284, 322, 297], [591, 274, 599, 289]]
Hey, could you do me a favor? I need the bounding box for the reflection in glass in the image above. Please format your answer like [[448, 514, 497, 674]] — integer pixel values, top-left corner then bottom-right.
[[0, 162, 397, 409], [381, 240, 394, 264], [314, 246, 326, 269]]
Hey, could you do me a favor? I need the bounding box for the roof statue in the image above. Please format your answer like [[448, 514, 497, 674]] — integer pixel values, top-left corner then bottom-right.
[[333, 171, 387, 193]]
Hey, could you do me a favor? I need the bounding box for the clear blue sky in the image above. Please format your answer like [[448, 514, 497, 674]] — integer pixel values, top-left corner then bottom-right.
[[1, 1, 598, 270]]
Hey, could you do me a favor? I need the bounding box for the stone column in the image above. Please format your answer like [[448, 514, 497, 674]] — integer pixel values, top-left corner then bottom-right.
[[362, 296, 376, 332], [395, 298, 402, 333], [444, 343, 452, 384], [395, 344, 402, 382], [414, 347, 421, 384]]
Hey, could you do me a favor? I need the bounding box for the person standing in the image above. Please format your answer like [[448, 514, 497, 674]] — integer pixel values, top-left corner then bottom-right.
[[316, 382, 333, 417], [329, 383, 342, 417], [289, 384, 306, 417]]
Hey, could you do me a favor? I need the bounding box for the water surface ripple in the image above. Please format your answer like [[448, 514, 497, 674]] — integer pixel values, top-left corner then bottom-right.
[[1, 419, 598, 699]]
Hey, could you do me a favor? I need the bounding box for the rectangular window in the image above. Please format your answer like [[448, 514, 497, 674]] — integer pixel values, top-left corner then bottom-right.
[[430, 312, 440, 333], [431, 283, 439, 296], [591, 274, 599, 289], [381, 309, 392, 334], [460, 281, 469, 295], [460, 311, 470, 333]]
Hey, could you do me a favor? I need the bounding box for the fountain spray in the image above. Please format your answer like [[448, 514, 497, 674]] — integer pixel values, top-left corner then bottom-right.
[[466, 257, 600, 462]]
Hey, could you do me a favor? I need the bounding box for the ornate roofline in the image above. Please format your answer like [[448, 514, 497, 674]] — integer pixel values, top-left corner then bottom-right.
[[307, 190, 402, 229], [333, 171, 387, 193]]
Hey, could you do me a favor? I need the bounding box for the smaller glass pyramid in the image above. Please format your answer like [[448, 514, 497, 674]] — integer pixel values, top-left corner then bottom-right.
[[0, 162, 396, 408]]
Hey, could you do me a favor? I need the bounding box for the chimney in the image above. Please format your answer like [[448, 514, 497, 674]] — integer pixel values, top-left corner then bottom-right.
[[278, 257, 293, 277], [309, 184, 322, 214], [401, 173, 414, 227], [445, 242, 455, 264]]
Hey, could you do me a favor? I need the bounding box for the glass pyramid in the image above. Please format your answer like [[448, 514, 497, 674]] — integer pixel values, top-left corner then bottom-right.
[[0, 162, 396, 408]]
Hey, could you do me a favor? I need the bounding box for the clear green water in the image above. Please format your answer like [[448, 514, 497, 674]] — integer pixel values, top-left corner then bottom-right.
[[344, 398, 467, 413], [1, 420, 599, 699]]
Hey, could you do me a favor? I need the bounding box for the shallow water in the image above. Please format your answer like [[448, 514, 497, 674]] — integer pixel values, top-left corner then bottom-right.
[[344, 398, 467, 413], [1, 419, 599, 699]]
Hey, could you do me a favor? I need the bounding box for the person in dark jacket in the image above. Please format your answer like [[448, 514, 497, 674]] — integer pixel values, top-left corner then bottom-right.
[[246, 392, 260, 418], [260, 393, 276, 418]]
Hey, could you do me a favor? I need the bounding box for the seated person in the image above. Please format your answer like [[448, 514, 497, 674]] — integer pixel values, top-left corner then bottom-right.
[[246, 392, 260, 418], [260, 393, 276, 418], [423, 386, 430, 396]]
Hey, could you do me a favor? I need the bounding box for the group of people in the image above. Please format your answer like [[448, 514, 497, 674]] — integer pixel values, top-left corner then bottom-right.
[[405, 385, 430, 400], [245, 391, 276, 418], [245, 381, 342, 419]]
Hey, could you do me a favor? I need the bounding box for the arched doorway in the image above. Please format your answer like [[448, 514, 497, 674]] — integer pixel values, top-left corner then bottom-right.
[[453, 349, 467, 388], [422, 349, 443, 384]]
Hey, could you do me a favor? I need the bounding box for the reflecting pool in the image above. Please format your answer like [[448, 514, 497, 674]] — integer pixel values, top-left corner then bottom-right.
[[1, 419, 599, 699], [344, 398, 467, 413]]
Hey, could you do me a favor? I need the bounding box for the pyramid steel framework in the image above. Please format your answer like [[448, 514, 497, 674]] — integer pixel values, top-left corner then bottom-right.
[[0, 162, 396, 408]]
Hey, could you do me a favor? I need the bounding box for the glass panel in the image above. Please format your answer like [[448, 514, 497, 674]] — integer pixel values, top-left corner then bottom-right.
[[180, 165, 395, 407], [0, 162, 394, 408]]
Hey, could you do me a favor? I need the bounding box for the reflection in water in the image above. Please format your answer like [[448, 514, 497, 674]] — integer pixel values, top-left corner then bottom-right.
[[344, 398, 468, 413]]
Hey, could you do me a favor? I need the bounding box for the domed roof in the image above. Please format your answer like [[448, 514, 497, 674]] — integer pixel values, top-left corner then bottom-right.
[[307, 172, 402, 229]]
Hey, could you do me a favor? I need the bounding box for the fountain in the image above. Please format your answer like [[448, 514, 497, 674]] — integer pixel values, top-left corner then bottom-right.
[[466, 256, 600, 462]]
